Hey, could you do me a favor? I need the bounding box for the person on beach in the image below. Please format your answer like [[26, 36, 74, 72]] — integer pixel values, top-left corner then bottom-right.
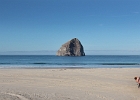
[[134, 77, 140, 88]]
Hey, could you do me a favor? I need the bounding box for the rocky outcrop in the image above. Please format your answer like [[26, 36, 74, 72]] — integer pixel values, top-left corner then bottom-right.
[[56, 38, 85, 56]]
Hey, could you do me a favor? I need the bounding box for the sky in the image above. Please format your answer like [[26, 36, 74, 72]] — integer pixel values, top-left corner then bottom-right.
[[0, 0, 140, 55]]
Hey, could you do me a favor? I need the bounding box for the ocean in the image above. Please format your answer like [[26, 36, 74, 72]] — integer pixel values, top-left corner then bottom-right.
[[0, 55, 140, 68]]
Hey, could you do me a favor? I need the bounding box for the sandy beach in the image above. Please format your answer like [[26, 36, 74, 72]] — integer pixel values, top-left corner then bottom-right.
[[0, 68, 140, 100]]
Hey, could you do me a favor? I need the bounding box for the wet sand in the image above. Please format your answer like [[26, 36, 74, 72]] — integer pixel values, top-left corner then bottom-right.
[[0, 68, 140, 100]]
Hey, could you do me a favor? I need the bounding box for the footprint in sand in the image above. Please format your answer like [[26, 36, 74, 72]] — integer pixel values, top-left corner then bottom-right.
[[1, 93, 29, 100]]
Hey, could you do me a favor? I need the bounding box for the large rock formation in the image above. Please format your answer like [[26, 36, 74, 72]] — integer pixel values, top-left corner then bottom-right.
[[56, 38, 85, 56]]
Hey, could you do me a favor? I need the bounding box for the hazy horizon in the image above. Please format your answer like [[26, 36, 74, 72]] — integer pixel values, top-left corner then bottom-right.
[[1, 50, 140, 55]]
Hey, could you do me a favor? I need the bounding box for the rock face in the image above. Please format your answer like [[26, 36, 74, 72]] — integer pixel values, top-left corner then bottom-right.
[[57, 38, 85, 56]]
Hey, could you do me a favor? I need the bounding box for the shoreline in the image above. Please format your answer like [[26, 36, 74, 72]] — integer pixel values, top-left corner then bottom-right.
[[0, 64, 140, 69], [0, 66, 140, 69], [0, 68, 140, 100]]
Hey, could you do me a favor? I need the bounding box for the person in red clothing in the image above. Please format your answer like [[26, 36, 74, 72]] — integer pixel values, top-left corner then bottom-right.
[[134, 77, 140, 88]]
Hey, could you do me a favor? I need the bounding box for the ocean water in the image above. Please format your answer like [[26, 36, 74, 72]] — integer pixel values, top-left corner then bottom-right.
[[0, 55, 140, 68]]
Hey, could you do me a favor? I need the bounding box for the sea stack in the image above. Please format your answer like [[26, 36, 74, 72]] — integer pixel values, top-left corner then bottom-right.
[[56, 38, 85, 56]]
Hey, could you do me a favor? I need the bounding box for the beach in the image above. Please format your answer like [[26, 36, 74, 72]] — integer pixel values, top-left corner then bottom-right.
[[0, 68, 140, 100]]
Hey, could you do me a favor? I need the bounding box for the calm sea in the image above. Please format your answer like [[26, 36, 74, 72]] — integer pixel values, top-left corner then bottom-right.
[[0, 55, 140, 68]]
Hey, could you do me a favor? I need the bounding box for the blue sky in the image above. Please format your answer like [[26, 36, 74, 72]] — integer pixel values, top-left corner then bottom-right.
[[0, 0, 140, 55]]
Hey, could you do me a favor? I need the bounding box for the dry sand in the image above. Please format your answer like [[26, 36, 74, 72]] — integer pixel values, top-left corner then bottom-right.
[[0, 68, 140, 100]]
